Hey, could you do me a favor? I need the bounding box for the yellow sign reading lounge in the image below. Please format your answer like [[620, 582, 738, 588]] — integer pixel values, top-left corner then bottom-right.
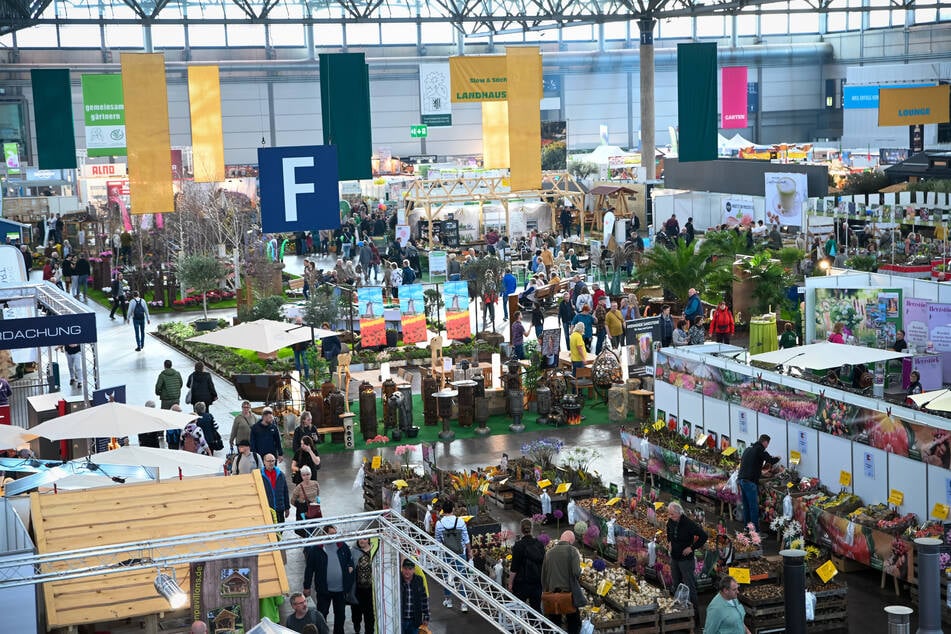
[[450, 55, 508, 102], [878, 85, 950, 126]]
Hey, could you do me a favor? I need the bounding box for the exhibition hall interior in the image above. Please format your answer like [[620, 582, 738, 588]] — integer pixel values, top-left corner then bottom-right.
[[0, 0, 950, 633]]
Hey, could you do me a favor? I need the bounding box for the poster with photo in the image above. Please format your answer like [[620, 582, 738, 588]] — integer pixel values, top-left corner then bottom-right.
[[722, 197, 756, 228], [357, 286, 386, 347], [813, 287, 903, 347], [541, 328, 561, 358], [625, 317, 661, 371], [720, 434, 731, 452], [399, 284, 427, 344], [444, 281, 471, 340], [764, 172, 808, 227], [429, 250, 448, 277]]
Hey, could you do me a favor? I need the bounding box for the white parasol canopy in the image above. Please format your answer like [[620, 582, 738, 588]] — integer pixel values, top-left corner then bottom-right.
[[908, 389, 951, 412], [28, 403, 198, 440], [0, 425, 37, 448], [246, 618, 299, 634], [88, 445, 225, 478], [750, 342, 910, 371], [188, 319, 314, 354]]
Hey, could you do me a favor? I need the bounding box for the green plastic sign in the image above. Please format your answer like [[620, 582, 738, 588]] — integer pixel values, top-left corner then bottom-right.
[[410, 125, 428, 138], [81, 74, 126, 157]]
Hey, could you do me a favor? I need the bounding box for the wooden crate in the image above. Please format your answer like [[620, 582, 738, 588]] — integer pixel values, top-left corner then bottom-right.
[[626, 610, 660, 633], [659, 608, 694, 633], [830, 553, 865, 573]]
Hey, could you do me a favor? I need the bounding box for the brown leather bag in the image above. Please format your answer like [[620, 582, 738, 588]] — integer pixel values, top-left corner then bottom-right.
[[541, 591, 576, 615]]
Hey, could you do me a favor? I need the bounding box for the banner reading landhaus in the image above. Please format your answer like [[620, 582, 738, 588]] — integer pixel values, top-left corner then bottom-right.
[[450, 55, 507, 102], [0, 313, 97, 350]]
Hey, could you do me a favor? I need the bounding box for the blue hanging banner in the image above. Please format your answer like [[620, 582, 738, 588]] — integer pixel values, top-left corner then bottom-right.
[[257, 145, 341, 233], [0, 313, 97, 350]]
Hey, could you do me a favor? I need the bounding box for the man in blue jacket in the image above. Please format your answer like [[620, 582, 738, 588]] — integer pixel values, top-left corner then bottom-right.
[[260, 454, 289, 522], [303, 525, 355, 634], [250, 408, 284, 463], [683, 288, 702, 324], [501, 268, 517, 321]]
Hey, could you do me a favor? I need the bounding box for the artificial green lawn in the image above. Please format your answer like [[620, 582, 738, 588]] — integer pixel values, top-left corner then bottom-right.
[[307, 393, 612, 454]]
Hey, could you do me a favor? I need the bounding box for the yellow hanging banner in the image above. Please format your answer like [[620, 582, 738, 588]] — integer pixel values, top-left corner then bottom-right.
[[450, 55, 507, 102], [505, 47, 542, 191], [878, 85, 950, 126], [481, 101, 509, 169], [120, 53, 174, 214], [187, 65, 225, 183]]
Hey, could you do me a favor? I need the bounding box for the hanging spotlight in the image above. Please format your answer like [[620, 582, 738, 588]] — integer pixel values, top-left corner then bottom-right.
[[154, 570, 187, 609]]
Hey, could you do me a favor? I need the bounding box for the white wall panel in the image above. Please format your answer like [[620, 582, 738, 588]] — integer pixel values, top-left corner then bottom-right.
[[889, 453, 927, 520], [679, 390, 703, 435], [758, 414, 787, 461], [818, 433, 853, 490], [703, 397, 730, 447], [729, 405, 759, 449], [853, 444, 888, 508], [788, 423, 819, 479]]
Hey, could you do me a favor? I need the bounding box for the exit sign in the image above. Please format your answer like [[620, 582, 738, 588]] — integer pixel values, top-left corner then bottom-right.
[[410, 125, 428, 138]]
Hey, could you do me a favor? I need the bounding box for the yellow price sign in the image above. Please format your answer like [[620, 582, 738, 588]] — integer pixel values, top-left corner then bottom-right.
[[556, 482, 572, 494], [370, 455, 382, 470], [888, 489, 904, 506], [460, 515, 474, 522], [729, 567, 751, 584], [627, 575, 640, 591], [722, 446, 737, 457], [643, 427, 649, 435], [654, 501, 665, 510], [933, 503, 950, 520], [589, 606, 601, 614], [816, 560, 838, 583], [653, 421, 665, 431], [606, 497, 622, 506], [537, 479, 552, 489], [789, 450, 801, 465], [596, 580, 614, 596], [392, 479, 408, 489], [839, 471, 852, 487]]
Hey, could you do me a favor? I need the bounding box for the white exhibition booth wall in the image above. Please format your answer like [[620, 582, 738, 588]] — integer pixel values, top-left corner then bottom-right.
[[653, 189, 765, 233], [653, 346, 951, 522], [408, 201, 552, 242]]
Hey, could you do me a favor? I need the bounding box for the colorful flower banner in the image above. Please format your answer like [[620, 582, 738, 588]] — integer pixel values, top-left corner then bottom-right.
[[357, 286, 385, 348], [399, 284, 426, 344], [444, 281, 471, 340]]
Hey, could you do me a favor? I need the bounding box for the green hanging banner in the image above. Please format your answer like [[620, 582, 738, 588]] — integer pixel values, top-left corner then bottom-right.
[[677, 43, 718, 163], [319, 53, 372, 181], [81, 74, 126, 157], [31, 69, 77, 169]]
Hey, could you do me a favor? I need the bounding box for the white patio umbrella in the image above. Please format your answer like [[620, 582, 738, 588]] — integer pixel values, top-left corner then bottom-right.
[[28, 403, 198, 441], [187, 319, 315, 354], [0, 425, 37, 448], [908, 389, 951, 412], [89, 445, 225, 478]]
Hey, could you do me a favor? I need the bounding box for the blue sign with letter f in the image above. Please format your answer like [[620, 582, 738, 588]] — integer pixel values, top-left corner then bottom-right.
[[258, 145, 341, 233]]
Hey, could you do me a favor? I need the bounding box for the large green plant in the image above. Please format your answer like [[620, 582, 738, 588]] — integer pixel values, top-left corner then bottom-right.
[[841, 171, 888, 195], [637, 240, 732, 305], [703, 228, 752, 257], [301, 286, 341, 328], [178, 254, 227, 319], [736, 252, 791, 316]]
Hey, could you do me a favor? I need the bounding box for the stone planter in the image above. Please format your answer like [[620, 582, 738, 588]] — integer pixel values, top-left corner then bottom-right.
[[193, 319, 218, 332]]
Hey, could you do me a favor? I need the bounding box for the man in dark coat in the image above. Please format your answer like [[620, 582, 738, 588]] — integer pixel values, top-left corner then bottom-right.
[[738, 434, 781, 527], [303, 525, 355, 634], [509, 517, 545, 611], [666, 502, 708, 611], [399, 558, 430, 634]]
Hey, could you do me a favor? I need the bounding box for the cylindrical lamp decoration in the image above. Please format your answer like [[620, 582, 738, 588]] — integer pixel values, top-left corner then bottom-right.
[[398, 384, 414, 431], [454, 380, 477, 427], [780, 549, 807, 634], [472, 373, 485, 398], [509, 389, 525, 432], [435, 389, 457, 441], [491, 353, 502, 389], [474, 397, 490, 435], [341, 412, 356, 449], [536, 386, 552, 425], [884, 606, 912, 634], [382, 378, 398, 429], [320, 379, 335, 399], [422, 373, 439, 426], [380, 362, 391, 381], [306, 392, 325, 428], [563, 393, 582, 426], [326, 389, 347, 443], [506, 359, 523, 391], [358, 381, 378, 440], [915, 537, 943, 634]]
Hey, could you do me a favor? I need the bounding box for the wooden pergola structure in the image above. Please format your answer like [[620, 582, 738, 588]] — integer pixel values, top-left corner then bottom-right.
[[404, 171, 587, 245], [588, 185, 638, 233]]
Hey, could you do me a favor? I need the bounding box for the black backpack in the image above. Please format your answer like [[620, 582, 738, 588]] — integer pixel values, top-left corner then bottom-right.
[[441, 517, 465, 555], [132, 299, 146, 319]]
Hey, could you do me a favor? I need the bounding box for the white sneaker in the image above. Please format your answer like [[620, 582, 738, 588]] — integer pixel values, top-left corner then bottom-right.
[[461, 604, 468, 613], [442, 598, 452, 609]]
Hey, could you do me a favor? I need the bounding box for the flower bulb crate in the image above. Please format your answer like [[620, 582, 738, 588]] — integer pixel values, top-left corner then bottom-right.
[[659, 607, 694, 633]]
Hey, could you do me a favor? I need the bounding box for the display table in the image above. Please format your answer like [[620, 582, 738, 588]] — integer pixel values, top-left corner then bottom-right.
[[748, 316, 779, 355]]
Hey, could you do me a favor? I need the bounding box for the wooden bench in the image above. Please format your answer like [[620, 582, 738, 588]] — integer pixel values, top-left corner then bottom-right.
[[316, 425, 345, 443], [287, 278, 305, 296]]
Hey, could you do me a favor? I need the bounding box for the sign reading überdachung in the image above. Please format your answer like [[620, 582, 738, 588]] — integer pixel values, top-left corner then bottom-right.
[[257, 145, 341, 233], [0, 313, 97, 350]]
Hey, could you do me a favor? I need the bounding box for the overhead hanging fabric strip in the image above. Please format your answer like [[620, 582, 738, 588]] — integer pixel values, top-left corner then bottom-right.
[[482, 101, 509, 169], [506, 46, 542, 191], [677, 43, 718, 163], [187, 65, 225, 183], [319, 53, 372, 181], [121, 53, 174, 214], [31, 69, 77, 169]]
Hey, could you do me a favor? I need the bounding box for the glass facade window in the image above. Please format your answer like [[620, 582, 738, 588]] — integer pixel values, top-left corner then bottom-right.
[[419, 22, 455, 44], [58, 24, 101, 48], [268, 24, 306, 46], [314, 23, 344, 47], [346, 22, 381, 46], [227, 24, 266, 47]]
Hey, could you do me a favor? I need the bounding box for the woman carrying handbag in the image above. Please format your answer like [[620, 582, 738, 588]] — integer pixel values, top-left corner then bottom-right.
[[290, 465, 321, 537]]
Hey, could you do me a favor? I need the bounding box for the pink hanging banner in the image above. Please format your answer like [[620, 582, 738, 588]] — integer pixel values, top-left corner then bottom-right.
[[721, 66, 748, 129]]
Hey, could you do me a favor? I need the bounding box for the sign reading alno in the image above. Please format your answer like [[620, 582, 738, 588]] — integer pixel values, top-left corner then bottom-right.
[[0, 313, 97, 350]]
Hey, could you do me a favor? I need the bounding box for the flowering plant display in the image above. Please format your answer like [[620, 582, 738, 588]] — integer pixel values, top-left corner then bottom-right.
[[521, 437, 564, 469], [450, 470, 488, 506], [394, 444, 416, 468], [366, 435, 390, 446]]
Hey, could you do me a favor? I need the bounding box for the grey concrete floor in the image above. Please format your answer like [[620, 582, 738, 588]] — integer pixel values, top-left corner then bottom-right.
[[73, 253, 917, 634]]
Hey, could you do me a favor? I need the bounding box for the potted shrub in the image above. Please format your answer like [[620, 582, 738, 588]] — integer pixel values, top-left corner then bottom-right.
[[177, 254, 227, 325]]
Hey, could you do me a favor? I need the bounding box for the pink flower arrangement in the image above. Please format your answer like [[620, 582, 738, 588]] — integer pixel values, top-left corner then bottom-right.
[[394, 444, 416, 467], [366, 435, 390, 446], [734, 533, 751, 549], [748, 523, 762, 546]]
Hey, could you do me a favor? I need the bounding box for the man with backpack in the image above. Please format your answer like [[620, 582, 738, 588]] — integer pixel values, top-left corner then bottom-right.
[[230, 439, 263, 475], [434, 499, 470, 612], [129, 291, 150, 351]]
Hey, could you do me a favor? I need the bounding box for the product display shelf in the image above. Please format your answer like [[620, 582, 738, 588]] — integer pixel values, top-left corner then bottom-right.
[[740, 580, 848, 633], [659, 607, 694, 633]]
